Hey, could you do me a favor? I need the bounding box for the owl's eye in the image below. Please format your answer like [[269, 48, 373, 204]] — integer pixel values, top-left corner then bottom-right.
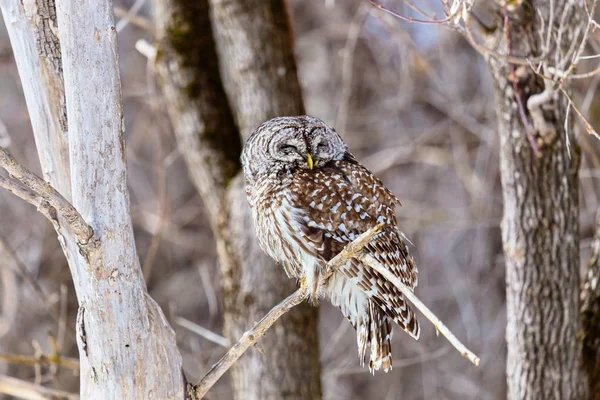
[[279, 144, 298, 155], [316, 142, 328, 152]]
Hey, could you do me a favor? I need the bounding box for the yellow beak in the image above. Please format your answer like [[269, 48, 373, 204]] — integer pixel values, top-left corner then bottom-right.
[[306, 153, 314, 170]]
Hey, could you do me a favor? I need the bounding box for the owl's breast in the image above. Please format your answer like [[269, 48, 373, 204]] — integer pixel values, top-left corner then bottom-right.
[[250, 175, 312, 279]]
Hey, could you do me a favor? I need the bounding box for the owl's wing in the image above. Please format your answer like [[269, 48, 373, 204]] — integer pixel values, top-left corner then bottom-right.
[[287, 160, 420, 338]]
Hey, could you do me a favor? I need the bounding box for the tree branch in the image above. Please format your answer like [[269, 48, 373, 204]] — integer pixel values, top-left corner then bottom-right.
[[0, 0, 72, 198], [191, 223, 385, 399], [0, 375, 79, 400], [359, 253, 480, 366], [191, 222, 480, 398], [0, 147, 92, 243]]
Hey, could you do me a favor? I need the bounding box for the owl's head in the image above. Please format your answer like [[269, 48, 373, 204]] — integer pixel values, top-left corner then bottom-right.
[[241, 115, 348, 185]]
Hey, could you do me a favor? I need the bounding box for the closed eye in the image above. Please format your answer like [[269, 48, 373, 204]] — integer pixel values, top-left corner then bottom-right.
[[316, 143, 328, 151], [279, 144, 298, 155]]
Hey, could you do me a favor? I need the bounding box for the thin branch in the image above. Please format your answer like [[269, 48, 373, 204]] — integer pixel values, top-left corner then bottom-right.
[[0, 353, 79, 371], [191, 222, 480, 398], [175, 316, 230, 348], [191, 288, 307, 399], [556, 0, 599, 85], [0, 147, 92, 243], [358, 253, 480, 365], [114, 6, 154, 32], [192, 223, 386, 399], [367, 0, 463, 25], [0, 375, 79, 400]]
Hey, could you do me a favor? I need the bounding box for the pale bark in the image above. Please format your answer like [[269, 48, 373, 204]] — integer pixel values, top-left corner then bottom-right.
[[484, 2, 587, 398], [152, 0, 322, 398], [52, 1, 184, 398], [1, 0, 186, 398], [0, 0, 71, 198]]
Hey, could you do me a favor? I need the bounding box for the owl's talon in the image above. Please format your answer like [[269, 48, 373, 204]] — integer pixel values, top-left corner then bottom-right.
[[299, 276, 308, 289]]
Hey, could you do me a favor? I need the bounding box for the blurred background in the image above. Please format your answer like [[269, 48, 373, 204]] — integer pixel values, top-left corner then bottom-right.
[[0, 1, 598, 399]]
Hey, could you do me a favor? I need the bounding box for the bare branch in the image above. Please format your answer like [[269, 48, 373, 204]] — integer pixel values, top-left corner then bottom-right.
[[367, 0, 463, 25], [192, 223, 386, 399], [192, 222, 479, 398], [359, 253, 480, 366], [175, 316, 230, 348], [0, 375, 79, 400], [191, 288, 308, 399], [0, 147, 92, 244], [0, 352, 79, 371], [556, 0, 599, 85]]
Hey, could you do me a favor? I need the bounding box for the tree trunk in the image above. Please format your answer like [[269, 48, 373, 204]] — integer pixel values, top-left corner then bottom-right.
[[152, 1, 322, 399], [583, 211, 600, 399], [485, 2, 587, 399], [1, 0, 186, 398], [0, 0, 71, 198]]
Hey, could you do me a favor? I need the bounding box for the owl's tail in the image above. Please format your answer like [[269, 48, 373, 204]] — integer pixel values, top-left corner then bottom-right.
[[327, 273, 395, 373], [356, 301, 393, 373]]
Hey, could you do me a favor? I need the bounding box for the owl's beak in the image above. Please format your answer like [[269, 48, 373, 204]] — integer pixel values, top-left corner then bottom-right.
[[306, 153, 314, 170]]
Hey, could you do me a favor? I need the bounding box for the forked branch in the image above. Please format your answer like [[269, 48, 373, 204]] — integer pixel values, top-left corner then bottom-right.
[[0, 146, 92, 243], [191, 223, 479, 399]]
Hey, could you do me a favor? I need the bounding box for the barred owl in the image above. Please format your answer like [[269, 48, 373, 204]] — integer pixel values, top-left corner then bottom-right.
[[241, 115, 419, 372]]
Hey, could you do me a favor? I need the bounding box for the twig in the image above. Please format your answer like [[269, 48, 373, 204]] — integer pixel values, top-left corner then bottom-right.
[[358, 254, 480, 366], [559, 87, 600, 140], [175, 316, 230, 348], [114, 5, 154, 32], [192, 222, 480, 398], [191, 289, 308, 399], [0, 375, 79, 400], [462, 3, 548, 66], [0, 147, 92, 243], [367, 0, 463, 25], [0, 175, 56, 223], [0, 353, 79, 371], [557, 0, 599, 85], [192, 223, 386, 399]]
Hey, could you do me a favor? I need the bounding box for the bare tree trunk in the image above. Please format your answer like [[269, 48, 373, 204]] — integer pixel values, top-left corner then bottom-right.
[[1, 1, 186, 398], [583, 211, 600, 399], [0, 0, 70, 197], [152, 1, 322, 399], [485, 2, 587, 399]]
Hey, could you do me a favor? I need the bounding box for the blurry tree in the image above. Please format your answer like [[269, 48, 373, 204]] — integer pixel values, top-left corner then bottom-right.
[[478, 1, 595, 399], [583, 212, 600, 399], [151, 0, 322, 399]]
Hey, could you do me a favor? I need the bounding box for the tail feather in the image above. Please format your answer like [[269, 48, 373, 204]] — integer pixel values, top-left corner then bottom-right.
[[367, 302, 393, 373], [327, 272, 418, 373]]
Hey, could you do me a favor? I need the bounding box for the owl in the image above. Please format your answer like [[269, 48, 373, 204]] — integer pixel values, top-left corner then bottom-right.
[[241, 115, 419, 372]]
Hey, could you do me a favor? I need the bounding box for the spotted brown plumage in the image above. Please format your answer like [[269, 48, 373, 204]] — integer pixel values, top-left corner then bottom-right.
[[242, 115, 420, 372]]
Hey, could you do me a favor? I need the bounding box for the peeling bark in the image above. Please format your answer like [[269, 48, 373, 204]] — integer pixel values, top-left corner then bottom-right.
[[152, 0, 322, 398], [485, 2, 587, 399]]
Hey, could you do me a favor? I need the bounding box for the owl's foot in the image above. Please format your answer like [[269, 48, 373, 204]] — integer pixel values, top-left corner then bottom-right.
[[299, 276, 321, 305], [299, 276, 308, 289]]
